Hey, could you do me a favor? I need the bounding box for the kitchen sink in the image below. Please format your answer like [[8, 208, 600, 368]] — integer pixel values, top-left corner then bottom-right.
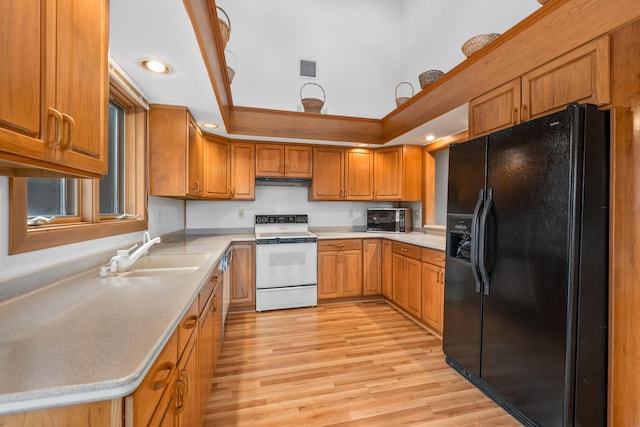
[[119, 253, 209, 277]]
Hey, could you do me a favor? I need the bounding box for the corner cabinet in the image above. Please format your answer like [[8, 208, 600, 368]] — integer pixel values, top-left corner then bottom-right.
[[469, 35, 610, 137], [0, 0, 109, 178], [230, 142, 255, 200], [256, 143, 312, 178]]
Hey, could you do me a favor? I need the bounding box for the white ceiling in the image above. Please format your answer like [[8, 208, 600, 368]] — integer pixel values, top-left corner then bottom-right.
[[109, 0, 539, 146]]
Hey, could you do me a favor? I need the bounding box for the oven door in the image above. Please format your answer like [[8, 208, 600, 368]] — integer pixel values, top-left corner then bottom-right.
[[255, 241, 317, 289]]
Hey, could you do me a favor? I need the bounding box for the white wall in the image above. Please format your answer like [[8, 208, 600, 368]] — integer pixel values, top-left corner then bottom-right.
[[400, 0, 540, 87], [0, 177, 185, 282], [187, 186, 394, 231], [219, 0, 404, 118], [218, 0, 538, 119]]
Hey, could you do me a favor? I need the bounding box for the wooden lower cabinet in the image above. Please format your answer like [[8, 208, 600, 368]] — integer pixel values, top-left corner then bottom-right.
[[391, 253, 421, 318], [0, 400, 122, 427], [421, 248, 446, 335], [175, 332, 199, 427], [229, 243, 256, 310], [317, 239, 363, 300], [381, 240, 392, 298], [363, 239, 381, 295]]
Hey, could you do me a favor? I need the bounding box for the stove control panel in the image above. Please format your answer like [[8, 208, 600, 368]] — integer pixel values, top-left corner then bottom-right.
[[255, 214, 308, 224]]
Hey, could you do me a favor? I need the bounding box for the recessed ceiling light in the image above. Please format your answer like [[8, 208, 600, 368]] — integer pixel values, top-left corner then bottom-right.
[[140, 59, 171, 74], [201, 122, 219, 129], [357, 143, 368, 147], [422, 135, 436, 142]]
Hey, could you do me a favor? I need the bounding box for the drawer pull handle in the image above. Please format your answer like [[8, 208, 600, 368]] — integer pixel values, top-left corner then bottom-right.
[[401, 248, 408, 252], [181, 368, 191, 396], [212, 295, 218, 312], [175, 379, 185, 413], [183, 314, 199, 329], [211, 275, 219, 284], [152, 362, 176, 390], [435, 257, 445, 262]]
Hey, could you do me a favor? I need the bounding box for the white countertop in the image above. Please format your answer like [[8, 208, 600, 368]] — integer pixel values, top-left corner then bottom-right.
[[315, 231, 446, 251], [0, 231, 443, 415], [0, 234, 253, 415]]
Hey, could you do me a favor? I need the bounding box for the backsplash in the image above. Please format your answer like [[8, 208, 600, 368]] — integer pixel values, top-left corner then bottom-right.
[[186, 186, 396, 232]]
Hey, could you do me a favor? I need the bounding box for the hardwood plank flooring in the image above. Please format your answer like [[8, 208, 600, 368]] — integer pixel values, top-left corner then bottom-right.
[[204, 301, 522, 426]]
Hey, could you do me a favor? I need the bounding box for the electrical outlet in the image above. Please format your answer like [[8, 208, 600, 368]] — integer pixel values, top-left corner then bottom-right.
[[155, 209, 162, 224], [348, 209, 353, 218], [239, 209, 244, 218]]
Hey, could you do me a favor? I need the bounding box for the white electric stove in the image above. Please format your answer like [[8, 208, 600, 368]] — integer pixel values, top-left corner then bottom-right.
[[254, 214, 317, 311]]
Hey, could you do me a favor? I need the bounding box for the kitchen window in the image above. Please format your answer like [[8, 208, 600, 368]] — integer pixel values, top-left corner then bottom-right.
[[9, 75, 148, 254]]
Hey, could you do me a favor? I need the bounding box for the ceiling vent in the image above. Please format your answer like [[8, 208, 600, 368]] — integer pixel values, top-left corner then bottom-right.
[[299, 59, 317, 79]]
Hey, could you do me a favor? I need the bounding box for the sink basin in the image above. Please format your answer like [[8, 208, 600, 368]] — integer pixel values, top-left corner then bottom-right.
[[118, 253, 209, 277], [130, 253, 209, 270], [121, 267, 200, 277]]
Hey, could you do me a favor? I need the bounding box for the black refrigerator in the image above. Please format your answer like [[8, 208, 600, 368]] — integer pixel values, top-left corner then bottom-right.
[[443, 103, 608, 427]]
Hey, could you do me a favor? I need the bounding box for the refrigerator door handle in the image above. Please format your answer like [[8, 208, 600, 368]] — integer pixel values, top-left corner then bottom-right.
[[479, 188, 493, 295], [470, 189, 485, 293]]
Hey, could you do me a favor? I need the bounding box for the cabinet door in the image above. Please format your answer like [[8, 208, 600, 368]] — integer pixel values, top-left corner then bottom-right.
[[186, 118, 203, 198], [255, 144, 284, 177], [392, 254, 407, 307], [285, 145, 312, 177], [405, 257, 422, 318], [522, 35, 610, 121], [363, 239, 381, 296], [213, 282, 223, 366], [422, 263, 444, 334], [54, 0, 108, 174], [0, 0, 49, 159], [199, 298, 214, 421], [318, 251, 341, 299], [229, 243, 256, 307], [469, 78, 521, 138], [381, 240, 392, 298], [346, 149, 374, 200], [341, 250, 363, 297], [203, 136, 230, 199], [148, 371, 178, 427], [374, 147, 402, 200], [176, 334, 200, 427], [311, 147, 344, 200], [231, 142, 255, 200]]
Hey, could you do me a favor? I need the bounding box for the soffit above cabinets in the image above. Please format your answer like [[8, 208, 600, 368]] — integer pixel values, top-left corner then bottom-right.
[[109, 0, 540, 146]]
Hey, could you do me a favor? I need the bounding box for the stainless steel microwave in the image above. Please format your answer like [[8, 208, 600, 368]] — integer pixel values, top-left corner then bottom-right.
[[366, 208, 412, 233]]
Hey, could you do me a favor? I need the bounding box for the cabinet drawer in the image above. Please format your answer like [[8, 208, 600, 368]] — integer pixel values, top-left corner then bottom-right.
[[178, 298, 199, 359], [421, 248, 445, 267], [128, 331, 178, 427], [198, 269, 221, 315], [392, 242, 421, 260], [318, 239, 361, 251]]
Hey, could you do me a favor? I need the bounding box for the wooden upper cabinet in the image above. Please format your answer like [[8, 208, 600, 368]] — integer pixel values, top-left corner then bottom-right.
[[230, 142, 255, 200], [310, 147, 344, 200], [469, 78, 522, 138], [203, 134, 231, 199], [373, 145, 422, 201], [255, 143, 312, 178], [149, 105, 203, 198], [470, 35, 610, 137], [187, 117, 204, 198], [522, 34, 610, 121], [285, 145, 313, 177], [0, 0, 108, 178], [346, 149, 374, 200]]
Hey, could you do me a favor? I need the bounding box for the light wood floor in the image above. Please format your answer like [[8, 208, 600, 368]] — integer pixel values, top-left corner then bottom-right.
[[204, 301, 522, 426]]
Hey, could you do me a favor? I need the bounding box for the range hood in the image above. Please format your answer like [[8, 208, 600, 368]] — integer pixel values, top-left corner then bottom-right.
[[255, 177, 312, 187]]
